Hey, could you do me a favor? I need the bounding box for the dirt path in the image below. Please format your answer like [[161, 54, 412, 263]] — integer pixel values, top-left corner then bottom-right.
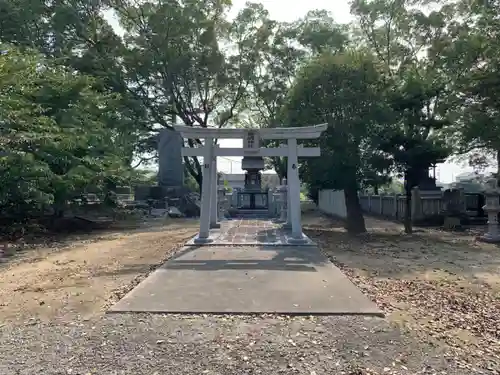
[[0, 219, 199, 325]]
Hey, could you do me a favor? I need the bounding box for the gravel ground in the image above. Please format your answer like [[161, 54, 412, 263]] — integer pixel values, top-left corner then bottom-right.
[[1, 314, 456, 375]]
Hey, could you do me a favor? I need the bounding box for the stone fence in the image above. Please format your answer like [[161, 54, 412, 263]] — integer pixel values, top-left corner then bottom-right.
[[318, 189, 444, 222], [359, 192, 442, 221]]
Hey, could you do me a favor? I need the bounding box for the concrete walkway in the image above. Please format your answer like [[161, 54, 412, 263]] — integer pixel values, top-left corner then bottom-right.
[[109, 219, 382, 316]]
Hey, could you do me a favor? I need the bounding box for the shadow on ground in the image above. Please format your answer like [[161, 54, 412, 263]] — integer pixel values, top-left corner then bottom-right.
[[164, 245, 323, 272]]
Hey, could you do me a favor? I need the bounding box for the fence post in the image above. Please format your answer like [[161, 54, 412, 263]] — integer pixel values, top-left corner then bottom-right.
[[379, 195, 383, 215], [393, 194, 398, 218], [367, 194, 372, 213]]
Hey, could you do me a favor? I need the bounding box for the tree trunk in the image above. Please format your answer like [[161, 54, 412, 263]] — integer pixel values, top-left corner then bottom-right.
[[403, 172, 413, 234], [50, 199, 65, 228], [184, 156, 203, 191], [344, 183, 366, 234], [272, 157, 287, 181], [496, 149, 500, 184], [195, 171, 203, 192]]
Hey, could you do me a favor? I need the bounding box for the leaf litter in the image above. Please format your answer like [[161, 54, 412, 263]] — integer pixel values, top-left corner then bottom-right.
[[304, 214, 500, 374]]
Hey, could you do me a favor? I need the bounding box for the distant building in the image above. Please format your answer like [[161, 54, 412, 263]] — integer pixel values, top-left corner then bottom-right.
[[455, 171, 481, 182], [219, 173, 245, 191], [449, 171, 489, 193]]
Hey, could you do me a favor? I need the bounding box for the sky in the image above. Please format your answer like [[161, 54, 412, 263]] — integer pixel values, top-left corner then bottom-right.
[[105, 0, 494, 182]]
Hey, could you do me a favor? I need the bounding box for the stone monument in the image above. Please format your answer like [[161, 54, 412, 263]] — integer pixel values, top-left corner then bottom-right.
[[158, 128, 184, 188]]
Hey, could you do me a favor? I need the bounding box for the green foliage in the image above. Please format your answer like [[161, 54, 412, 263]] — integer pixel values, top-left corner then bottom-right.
[[248, 10, 349, 179], [0, 46, 134, 222], [369, 180, 404, 194], [379, 73, 451, 188], [283, 51, 390, 192], [184, 168, 200, 193], [351, 0, 455, 233], [108, 0, 272, 187], [440, 0, 500, 172], [133, 169, 158, 185]]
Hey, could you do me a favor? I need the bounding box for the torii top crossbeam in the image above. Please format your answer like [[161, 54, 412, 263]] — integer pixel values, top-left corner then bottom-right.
[[173, 123, 328, 139]]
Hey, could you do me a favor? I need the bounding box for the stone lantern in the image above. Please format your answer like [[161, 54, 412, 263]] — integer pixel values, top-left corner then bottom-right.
[[479, 178, 500, 243], [276, 178, 288, 223], [217, 186, 228, 221]]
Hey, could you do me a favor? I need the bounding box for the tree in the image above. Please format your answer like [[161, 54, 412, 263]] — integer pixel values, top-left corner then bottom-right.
[[282, 51, 389, 233], [379, 72, 450, 232], [0, 46, 133, 222], [0, 0, 149, 167], [102, 0, 270, 188], [248, 10, 349, 180], [440, 0, 500, 177], [351, 0, 454, 233]]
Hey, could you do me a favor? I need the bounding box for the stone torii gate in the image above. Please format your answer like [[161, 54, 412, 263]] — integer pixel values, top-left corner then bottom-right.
[[174, 124, 327, 244]]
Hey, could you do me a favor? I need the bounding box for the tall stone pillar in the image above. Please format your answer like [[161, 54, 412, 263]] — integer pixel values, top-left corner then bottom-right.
[[218, 186, 228, 221], [278, 181, 288, 223], [284, 178, 291, 228]]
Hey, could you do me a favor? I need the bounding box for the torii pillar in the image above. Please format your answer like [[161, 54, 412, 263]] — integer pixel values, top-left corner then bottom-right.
[[197, 137, 215, 243], [287, 138, 303, 241], [210, 145, 220, 229]]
